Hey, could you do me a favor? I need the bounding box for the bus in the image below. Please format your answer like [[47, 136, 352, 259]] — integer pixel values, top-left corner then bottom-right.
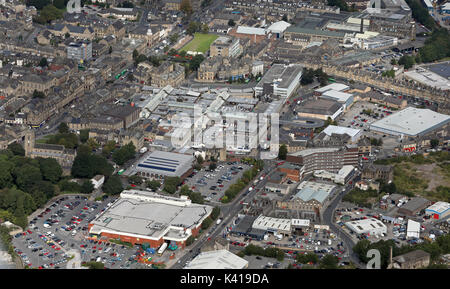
[[117, 169, 125, 175], [158, 242, 168, 256], [114, 69, 128, 79], [328, 78, 336, 83]]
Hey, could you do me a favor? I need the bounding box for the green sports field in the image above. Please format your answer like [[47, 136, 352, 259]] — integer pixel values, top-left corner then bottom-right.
[[180, 33, 218, 54]]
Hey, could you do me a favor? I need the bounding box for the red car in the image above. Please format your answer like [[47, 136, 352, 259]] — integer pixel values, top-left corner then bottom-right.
[[27, 230, 32, 234], [362, 157, 368, 160], [130, 184, 136, 187]]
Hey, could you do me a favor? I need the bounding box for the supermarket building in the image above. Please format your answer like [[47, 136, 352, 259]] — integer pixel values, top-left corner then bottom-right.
[[88, 190, 213, 248]]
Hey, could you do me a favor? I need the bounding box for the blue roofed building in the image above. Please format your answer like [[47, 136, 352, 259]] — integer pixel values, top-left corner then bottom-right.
[[276, 181, 337, 220], [134, 150, 194, 180]]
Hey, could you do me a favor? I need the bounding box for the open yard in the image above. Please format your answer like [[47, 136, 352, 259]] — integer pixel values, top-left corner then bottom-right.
[[180, 33, 218, 54], [375, 152, 450, 202]]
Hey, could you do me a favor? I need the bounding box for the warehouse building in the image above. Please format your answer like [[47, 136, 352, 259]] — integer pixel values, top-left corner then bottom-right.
[[297, 99, 344, 120], [319, 90, 354, 110], [254, 64, 303, 99], [398, 197, 432, 216], [370, 107, 450, 137], [185, 249, 249, 269], [345, 218, 387, 236], [88, 190, 213, 248], [134, 150, 195, 180], [252, 215, 292, 236], [425, 202, 450, 220]]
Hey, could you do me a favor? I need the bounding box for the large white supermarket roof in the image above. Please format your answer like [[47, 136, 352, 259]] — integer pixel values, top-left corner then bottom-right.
[[370, 107, 450, 136]]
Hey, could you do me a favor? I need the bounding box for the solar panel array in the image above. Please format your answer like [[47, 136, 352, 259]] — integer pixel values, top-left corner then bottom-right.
[[137, 155, 180, 172]]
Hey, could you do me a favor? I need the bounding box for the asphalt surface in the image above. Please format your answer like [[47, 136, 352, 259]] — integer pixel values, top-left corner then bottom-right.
[[322, 174, 365, 268], [170, 160, 276, 269], [13, 195, 147, 269]]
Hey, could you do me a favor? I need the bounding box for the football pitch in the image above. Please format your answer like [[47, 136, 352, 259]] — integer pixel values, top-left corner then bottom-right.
[[180, 33, 218, 54]]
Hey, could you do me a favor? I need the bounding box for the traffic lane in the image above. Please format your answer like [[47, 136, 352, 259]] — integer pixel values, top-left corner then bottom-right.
[[172, 162, 276, 268]]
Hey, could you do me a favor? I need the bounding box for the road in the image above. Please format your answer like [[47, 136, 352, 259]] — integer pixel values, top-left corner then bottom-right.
[[170, 160, 276, 269], [322, 174, 364, 268]]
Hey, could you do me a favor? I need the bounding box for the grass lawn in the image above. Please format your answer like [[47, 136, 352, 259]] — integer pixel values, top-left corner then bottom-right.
[[35, 135, 54, 144], [180, 33, 218, 54]]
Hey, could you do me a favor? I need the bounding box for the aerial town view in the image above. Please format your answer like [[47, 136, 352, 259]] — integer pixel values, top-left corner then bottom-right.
[[0, 0, 449, 276]]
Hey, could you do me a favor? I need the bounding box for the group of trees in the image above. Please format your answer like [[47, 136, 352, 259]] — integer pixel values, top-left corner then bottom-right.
[[370, 137, 383, 146], [33, 3, 64, 24], [417, 29, 450, 63], [71, 149, 113, 179], [342, 188, 380, 208], [278, 144, 288, 160], [405, 0, 436, 31], [112, 142, 136, 166], [163, 176, 182, 194], [179, 185, 204, 204], [239, 244, 285, 262], [0, 147, 66, 228], [327, 0, 356, 12], [222, 159, 264, 203], [186, 22, 209, 35], [300, 68, 328, 86], [353, 235, 450, 268], [146, 179, 161, 191]]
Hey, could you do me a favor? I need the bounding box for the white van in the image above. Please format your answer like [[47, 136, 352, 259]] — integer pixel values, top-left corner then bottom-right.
[[43, 223, 51, 228], [71, 230, 77, 236]]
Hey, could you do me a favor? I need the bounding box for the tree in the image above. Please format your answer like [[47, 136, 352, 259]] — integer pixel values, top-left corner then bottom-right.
[[201, 217, 213, 229], [79, 129, 89, 143], [103, 175, 123, 195], [398, 55, 415, 69], [13, 164, 43, 193], [108, 46, 112, 54], [112, 142, 136, 166], [430, 139, 439, 148], [319, 254, 339, 269], [146, 180, 161, 191], [201, 24, 209, 34], [81, 180, 94, 194], [185, 235, 195, 246], [34, 4, 63, 24], [7, 142, 25, 156], [282, 14, 288, 22], [196, 155, 204, 165], [132, 49, 139, 60], [128, 175, 143, 185], [180, 0, 193, 16], [208, 162, 217, 171], [189, 54, 205, 71], [228, 19, 235, 27], [39, 57, 48, 67], [58, 122, 69, 134], [33, 90, 45, 99], [210, 207, 220, 220], [163, 176, 181, 194], [102, 141, 116, 158], [390, 59, 398, 65], [169, 33, 179, 44], [37, 157, 62, 184], [296, 252, 319, 264], [278, 144, 287, 160], [53, 0, 65, 9], [83, 261, 104, 269]]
